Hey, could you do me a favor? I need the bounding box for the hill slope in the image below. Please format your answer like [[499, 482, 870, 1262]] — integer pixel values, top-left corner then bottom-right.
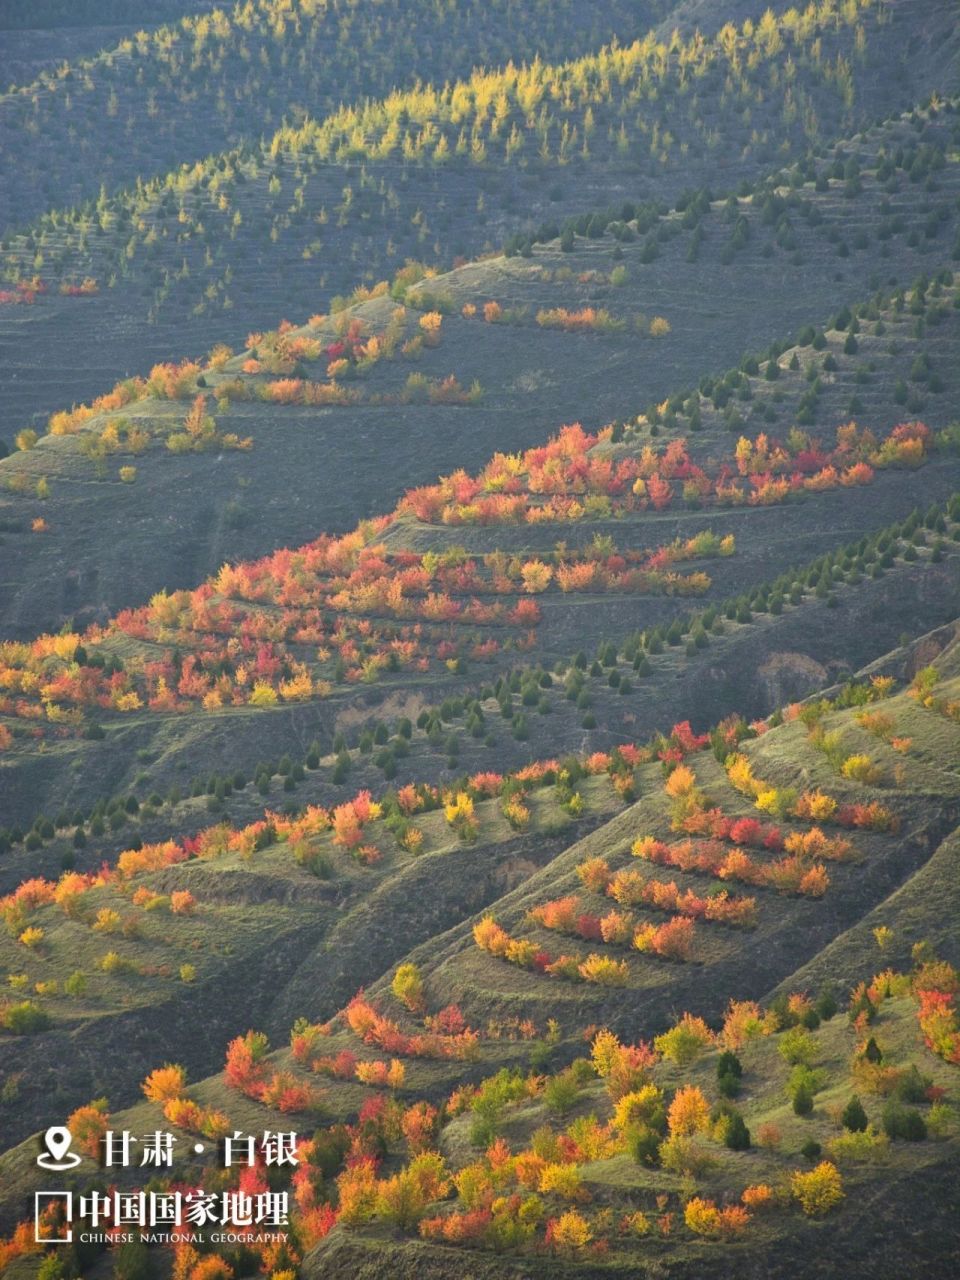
[[0, 0, 678, 232], [4, 97, 960, 639], [2, 11, 960, 1274], [2, 0, 957, 437], [2, 647, 959, 1271]]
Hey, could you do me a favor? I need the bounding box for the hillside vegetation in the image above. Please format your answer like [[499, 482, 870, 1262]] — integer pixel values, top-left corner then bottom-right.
[[2, 0, 957, 437], [3, 647, 960, 1272], [2, 3, 960, 1278], [0, 0, 677, 230], [4, 96, 960, 637]]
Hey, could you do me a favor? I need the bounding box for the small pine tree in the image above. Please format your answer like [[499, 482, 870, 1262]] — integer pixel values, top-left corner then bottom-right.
[[799, 1137, 822, 1162], [815, 985, 838, 1020], [841, 1096, 868, 1133], [723, 1111, 751, 1150], [793, 1083, 814, 1116], [862, 1036, 883, 1063]]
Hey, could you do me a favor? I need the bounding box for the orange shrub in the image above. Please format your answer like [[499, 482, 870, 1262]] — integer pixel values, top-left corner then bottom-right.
[[67, 1100, 109, 1158], [741, 1184, 774, 1211], [117, 841, 186, 878], [755, 1122, 781, 1149], [668, 1085, 710, 1136], [578, 953, 629, 985], [577, 857, 612, 893], [474, 916, 511, 957], [650, 915, 697, 961], [143, 1063, 188, 1102], [530, 896, 580, 933], [664, 764, 696, 797], [163, 1096, 206, 1132]]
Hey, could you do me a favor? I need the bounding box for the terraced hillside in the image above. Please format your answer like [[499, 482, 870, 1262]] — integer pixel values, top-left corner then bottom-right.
[[0, 8, 216, 95], [3, 4, 960, 1278], [1, 488, 957, 867], [4, 230, 960, 834], [2, 0, 958, 437], [4, 98, 960, 638], [2, 636, 959, 1273], [5, 210, 960, 1163], [0, 0, 677, 231], [2, 338, 958, 806]]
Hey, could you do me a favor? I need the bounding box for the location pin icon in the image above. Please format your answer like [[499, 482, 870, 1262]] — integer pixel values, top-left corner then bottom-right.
[[38, 1125, 81, 1170]]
